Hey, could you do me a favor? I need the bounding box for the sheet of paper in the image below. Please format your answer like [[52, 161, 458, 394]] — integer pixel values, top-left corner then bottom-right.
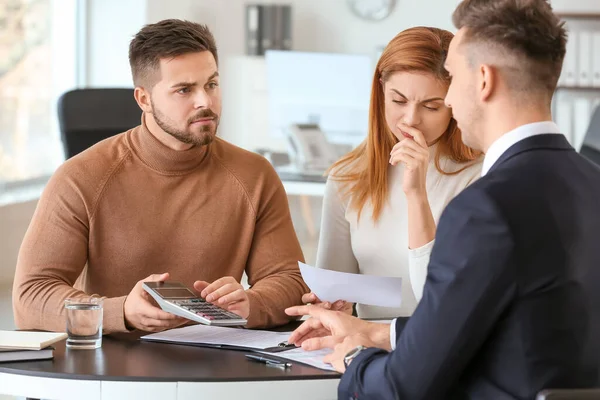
[[260, 347, 336, 371], [141, 324, 292, 350], [299, 262, 403, 308]]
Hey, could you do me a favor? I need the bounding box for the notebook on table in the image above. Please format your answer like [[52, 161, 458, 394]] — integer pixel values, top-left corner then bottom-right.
[[0, 347, 55, 363], [0, 331, 67, 350]]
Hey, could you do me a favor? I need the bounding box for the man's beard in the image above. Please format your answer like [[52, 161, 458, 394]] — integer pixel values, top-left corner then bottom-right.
[[151, 101, 219, 147], [457, 86, 483, 151]]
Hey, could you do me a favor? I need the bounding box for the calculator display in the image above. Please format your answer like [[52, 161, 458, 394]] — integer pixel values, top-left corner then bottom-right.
[[154, 287, 196, 299]]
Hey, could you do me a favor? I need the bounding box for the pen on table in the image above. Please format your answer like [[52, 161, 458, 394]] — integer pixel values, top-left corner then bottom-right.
[[245, 354, 292, 368]]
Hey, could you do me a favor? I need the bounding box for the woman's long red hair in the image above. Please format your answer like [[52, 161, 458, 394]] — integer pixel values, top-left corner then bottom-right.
[[330, 27, 480, 222]]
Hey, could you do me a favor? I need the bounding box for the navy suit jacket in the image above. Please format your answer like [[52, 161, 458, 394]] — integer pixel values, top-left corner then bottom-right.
[[339, 134, 600, 399]]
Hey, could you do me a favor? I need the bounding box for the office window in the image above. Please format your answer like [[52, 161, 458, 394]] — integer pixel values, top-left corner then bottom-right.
[[0, 0, 79, 188]]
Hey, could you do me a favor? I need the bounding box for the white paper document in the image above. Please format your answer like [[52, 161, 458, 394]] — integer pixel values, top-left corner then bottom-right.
[[260, 347, 336, 371], [299, 262, 402, 308], [142, 324, 337, 371], [141, 324, 292, 351]]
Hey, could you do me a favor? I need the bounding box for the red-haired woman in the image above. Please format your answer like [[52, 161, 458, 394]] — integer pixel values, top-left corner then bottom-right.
[[304, 27, 482, 319]]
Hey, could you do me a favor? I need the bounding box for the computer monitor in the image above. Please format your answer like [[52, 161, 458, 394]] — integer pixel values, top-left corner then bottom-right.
[[265, 50, 372, 146]]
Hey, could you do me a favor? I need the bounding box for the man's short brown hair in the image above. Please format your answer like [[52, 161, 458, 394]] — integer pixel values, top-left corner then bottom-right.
[[128, 19, 218, 88], [453, 0, 567, 98]]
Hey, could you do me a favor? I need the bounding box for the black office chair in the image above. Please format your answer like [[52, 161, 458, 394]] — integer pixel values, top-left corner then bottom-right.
[[57, 88, 141, 159], [537, 389, 600, 399], [579, 104, 600, 167]]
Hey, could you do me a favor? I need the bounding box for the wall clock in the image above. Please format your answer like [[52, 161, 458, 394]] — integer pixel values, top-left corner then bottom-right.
[[347, 0, 397, 21]]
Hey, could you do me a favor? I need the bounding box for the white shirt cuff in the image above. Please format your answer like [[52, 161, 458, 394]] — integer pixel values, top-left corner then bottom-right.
[[408, 239, 435, 258], [390, 317, 397, 350]]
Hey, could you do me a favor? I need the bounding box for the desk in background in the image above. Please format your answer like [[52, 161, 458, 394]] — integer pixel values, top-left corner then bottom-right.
[[277, 170, 326, 239], [278, 170, 326, 198], [0, 331, 340, 400]]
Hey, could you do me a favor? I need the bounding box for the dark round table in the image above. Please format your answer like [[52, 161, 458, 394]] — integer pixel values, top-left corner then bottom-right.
[[0, 331, 340, 400]]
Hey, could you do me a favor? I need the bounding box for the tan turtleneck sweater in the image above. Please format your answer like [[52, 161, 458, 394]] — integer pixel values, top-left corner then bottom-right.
[[13, 122, 308, 333]]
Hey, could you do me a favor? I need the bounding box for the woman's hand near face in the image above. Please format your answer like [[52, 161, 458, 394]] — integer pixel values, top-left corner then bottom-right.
[[390, 123, 437, 253], [389, 123, 429, 196]]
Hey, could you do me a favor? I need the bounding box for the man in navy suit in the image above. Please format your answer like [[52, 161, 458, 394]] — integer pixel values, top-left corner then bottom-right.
[[285, 0, 600, 398]]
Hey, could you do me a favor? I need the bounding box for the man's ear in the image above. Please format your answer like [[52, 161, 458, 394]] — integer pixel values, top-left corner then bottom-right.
[[479, 64, 495, 102], [134, 86, 152, 113]]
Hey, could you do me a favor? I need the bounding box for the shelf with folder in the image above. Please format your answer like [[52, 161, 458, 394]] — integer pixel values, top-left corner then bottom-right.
[[556, 13, 600, 19], [245, 4, 292, 56], [553, 12, 600, 148], [556, 86, 600, 91]]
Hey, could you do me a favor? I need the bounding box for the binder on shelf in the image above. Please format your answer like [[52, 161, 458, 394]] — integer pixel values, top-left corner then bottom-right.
[[577, 31, 593, 87], [261, 5, 274, 51], [592, 32, 600, 88], [271, 5, 292, 51], [592, 98, 600, 118], [245, 4, 263, 56], [262, 5, 292, 53], [573, 98, 592, 150], [246, 4, 292, 56], [555, 99, 574, 144], [281, 6, 293, 50], [563, 30, 578, 87]]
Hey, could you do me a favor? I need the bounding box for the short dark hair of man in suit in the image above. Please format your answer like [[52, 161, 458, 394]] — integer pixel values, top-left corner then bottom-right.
[[453, 0, 566, 95], [446, 0, 567, 151]]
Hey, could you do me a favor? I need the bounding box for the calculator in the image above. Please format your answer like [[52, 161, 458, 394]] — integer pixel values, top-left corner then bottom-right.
[[142, 281, 248, 326]]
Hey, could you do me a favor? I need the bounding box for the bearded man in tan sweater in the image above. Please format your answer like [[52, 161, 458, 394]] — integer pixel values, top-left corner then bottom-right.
[[12, 19, 308, 333]]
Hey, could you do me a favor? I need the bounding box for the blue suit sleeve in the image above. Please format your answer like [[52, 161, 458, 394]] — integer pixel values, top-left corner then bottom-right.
[[338, 187, 516, 399]]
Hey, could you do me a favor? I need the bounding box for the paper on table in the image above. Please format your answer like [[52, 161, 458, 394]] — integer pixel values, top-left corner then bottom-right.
[[141, 324, 292, 351], [259, 347, 336, 371], [299, 262, 402, 308]]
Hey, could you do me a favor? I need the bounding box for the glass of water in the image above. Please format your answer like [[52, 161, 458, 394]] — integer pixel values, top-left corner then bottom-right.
[[64, 297, 103, 349]]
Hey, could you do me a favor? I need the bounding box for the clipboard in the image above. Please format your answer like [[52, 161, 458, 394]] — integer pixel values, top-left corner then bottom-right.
[[140, 324, 297, 353], [141, 337, 296, 353]]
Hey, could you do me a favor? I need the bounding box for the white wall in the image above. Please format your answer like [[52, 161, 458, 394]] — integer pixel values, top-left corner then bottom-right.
[[146, 0, 457, 55], [551, 0, 600, 13], [83, 0, 600, 106], [85, 0, 146, 87], [144, 0, 459, 147], [144, 0, 457, 64]]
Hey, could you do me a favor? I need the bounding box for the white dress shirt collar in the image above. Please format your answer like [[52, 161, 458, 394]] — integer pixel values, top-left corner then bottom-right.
[[481, 121, 562, 176]]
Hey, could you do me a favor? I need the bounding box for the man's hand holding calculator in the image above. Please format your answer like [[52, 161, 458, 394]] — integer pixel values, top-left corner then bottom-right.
[[124, 273, 188, 332], [193, 277, 250, 320], [141, 279, 249, 327]]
